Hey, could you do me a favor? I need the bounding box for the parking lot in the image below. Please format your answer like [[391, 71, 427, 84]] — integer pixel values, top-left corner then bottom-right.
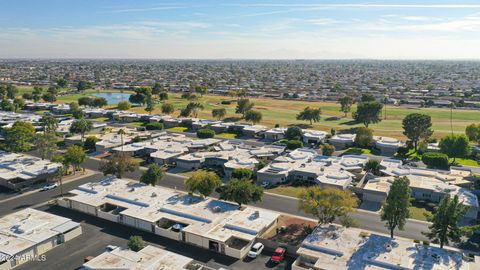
[[17, 205, 293, 270]]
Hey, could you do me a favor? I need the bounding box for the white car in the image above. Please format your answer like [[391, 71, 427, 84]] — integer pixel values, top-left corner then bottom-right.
[[41, 183, 58, 191], [247, 243, 264, 258]]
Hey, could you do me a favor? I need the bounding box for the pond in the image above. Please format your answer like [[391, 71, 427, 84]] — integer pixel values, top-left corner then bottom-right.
[[91, 92, 131, 105]]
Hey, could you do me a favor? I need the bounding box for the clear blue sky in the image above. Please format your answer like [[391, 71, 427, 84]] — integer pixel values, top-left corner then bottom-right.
[[1, 0, 480, 59]]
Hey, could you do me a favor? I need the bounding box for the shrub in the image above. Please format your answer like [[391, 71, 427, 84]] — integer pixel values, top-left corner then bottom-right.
[[83, 136, 99, 151], [422, 152, 449, 169], [145, 122, 164, 130], [197, 128, 215, 138], [127, 236, 144, 252], [287, 139, 303, 150], [422, 240, 430, 246], [321, 143, 335, 156], [221, 100, 231, 105], [231, 168, 254, 180], [117, 101, 131, 111]]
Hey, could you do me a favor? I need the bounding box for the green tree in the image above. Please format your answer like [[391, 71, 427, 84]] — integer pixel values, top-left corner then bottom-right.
[[284, 126, 301, 140], [321, 143, 335, 156], [296, 107, 321, 125], [298, 186, 358, 224], [56, 78, 68, 88], [5, 84, 17, 99], [42, 92, 56, 102], [117, 101, 131, 111], [99, 152, 139, 178], [244, 110, 262, 124], [158, 92, 168, 101], [127, 235, 144, 252], [140, 164, 164, 186], [33, 133, 58, 160], [465, 123, 480, 142], [92, 97, 107, 108], [402, 113, 434, 150], [32, 86, 43, 102], [231, 168, 254, 180], [439, 134, 472, 163], [129, 87, 149, 105], [361, 93, 376, 102], [354, 127, 373, 148], [161, 103, 174, 114], [339, 96, 354, 117], [219, 178, 264, 207], [0, 99, 14, 111], [3, 121, 36, 152], [76, 81, 92, 91], [152, 82, 162, 95], [145, 88, 154, 114], [380, 176, 411, 238], [364, 159, 380, 175], [64, 145, 87, 175], [195, 85, 208, 96], [40, 115, 59, 134], [424, 195, 468, 248], [235, 99, 254, 117], [185, 170, 221, 198], [13, 97, 25, 112], [353, 101, 383, 127], [180, 102, 204, 117], [83, 136, 99, 151], [212, 108, 227, 120], [69, 119, 93, 143], [69, 102, 84, 119]]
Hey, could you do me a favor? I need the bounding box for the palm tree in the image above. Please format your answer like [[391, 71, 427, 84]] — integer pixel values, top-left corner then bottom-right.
[[55, 166, 67, 197], [118, 129, 126, 151]]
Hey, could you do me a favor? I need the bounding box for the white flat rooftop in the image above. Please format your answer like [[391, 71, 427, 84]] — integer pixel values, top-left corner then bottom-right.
[[0, 208, 79, 257], [83, 245, 194, 270]]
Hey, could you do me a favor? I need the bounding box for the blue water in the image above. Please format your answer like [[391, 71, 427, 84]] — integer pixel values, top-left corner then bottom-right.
[[91, 92, 131, 104]]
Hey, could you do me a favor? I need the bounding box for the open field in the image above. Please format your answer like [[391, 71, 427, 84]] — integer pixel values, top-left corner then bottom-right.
[[17, 88, 480, 139]]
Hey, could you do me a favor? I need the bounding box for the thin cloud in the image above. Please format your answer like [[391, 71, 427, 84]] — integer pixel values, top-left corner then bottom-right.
[[226, 3, 480, 9]]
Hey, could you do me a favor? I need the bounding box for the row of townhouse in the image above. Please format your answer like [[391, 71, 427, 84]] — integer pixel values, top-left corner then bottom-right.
[[361, 159, 479, 221], [0, 151, 62, 190], [256, 148, 369, 188], [58, 177, 279, 259], [0, 208, 82, 270]]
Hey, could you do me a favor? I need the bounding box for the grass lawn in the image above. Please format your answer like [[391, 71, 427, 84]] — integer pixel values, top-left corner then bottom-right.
[[408, 206, 431, 221], [128, 121, 145, 126], [34, 110, 50, 115], [267, 186, 306, 198], [216, 133, 237, 139], [167, 127, 189, 132], [92, 117, 110, 122], [341, 147, 372, 155], [50, 90, 477, 139], [450, 158, 479, 167]]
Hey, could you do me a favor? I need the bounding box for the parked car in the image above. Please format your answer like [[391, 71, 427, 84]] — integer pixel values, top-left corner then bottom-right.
[[270, 247, 286, 263], [41, 183, 58, 191], [105, 245, 119, 251], [247, 242, 264, 258], [260, 181, 270, 188]]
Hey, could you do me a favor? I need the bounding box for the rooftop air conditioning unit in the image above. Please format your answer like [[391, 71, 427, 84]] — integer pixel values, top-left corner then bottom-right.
[[212, 206, 222, 213]]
